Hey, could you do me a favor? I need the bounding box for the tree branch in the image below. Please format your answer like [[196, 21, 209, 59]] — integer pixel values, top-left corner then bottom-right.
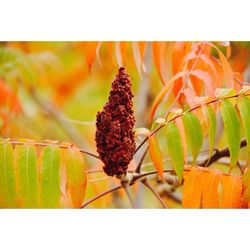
[[199, 139, 247, 167], [134, 93, 250, 157], [135, 145, 149, 173], [2, 140, 99, 159], [80, 185, 122, 208]]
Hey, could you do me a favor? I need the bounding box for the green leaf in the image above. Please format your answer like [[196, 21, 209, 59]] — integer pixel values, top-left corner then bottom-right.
[[65, 147, 87, 208], [237, 96, 250, 156], [15, 144, 38, 208], [220, 99, 241, 167], [203, 105, 217, 159], [182, 112, 203, 163], [165, 122, 184, 182], [40, 145, 61, 208], [0, 141, 17, 207]]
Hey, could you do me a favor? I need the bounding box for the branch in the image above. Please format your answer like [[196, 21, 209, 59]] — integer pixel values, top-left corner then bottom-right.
[[199, 139, 247, 167], [2, 140, 99, 159], [135, 145, 149, 173], [135, 93, 250, 156], [80, 185, 122, 208]]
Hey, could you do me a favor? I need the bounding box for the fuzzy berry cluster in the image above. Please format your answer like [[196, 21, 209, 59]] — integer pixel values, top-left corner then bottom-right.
[[95, 67, 136, 177]]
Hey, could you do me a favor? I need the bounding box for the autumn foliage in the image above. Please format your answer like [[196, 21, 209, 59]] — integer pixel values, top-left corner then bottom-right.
[[0, 41, 250, 208]]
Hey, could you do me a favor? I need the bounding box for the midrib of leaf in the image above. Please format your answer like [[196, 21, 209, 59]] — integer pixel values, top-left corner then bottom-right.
[[49, 149, 54, 196], [41, 146, 60, 208], [25, 146, 31, 206], [221, 100, 240, 166], [207, 172, 217, 206], [167, 123, 184, 181], [239, 97, 250, 154], [184, 113, 202, 162]]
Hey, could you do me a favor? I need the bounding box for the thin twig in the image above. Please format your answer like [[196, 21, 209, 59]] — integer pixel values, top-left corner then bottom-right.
[[80, 185, 122, 208], [199, 139, 247, 167], [142, 180, 167, 208], [135, 145, 149, 173], [237, 161, 244, 175], [1, 140, 99, 159]]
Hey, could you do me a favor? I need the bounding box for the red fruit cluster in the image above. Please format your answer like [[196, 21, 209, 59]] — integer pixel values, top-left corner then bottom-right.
[[95, 67, 136, 177]]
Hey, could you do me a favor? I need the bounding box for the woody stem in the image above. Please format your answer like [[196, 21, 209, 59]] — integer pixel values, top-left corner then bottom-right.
[[80, 185, 122, 208]]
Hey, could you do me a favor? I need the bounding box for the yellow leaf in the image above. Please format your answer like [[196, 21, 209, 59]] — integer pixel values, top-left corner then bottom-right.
[[182, 167, 203, 208], [221, 175, 242, 208], [65, 147, 87, 208], [149, 71, 186, 123], [149, 136, 164, 179], [152, 42, 174, 85], [201, 169, 221, 208]]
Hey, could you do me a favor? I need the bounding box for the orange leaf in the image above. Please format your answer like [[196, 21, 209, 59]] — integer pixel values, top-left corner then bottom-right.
[[152, 42, 164, 84], [149, 71, 186, 123], [208, 42, 235, 89], [152, 42, 174, 85], [132, 42, 142, 77], [107, 42, 115, 65], [85, 42, 99, 72], [221, 175, 242, 208], [0, 79, 22, 114], [96, 42, 103, 67], [218, 50, 235, 89], [183, 88, 198, 109], [201, 169, 221, 208], [149, 136, 164, 179], [190, 69, 214, 96], [182, 167, 203, 208], [65, 147, 87, 208], [200, 53, 218, 78]]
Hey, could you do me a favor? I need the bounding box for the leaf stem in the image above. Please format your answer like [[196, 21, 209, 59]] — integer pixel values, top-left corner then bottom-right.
[[135, 145, 149, 173]]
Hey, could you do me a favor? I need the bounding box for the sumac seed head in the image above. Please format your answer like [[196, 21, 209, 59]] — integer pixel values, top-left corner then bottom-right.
[[95, 67, 136, 178]]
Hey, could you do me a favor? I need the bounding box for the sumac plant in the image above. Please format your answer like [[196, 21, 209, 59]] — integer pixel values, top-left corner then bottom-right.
[[1, 41, 250, 208]]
